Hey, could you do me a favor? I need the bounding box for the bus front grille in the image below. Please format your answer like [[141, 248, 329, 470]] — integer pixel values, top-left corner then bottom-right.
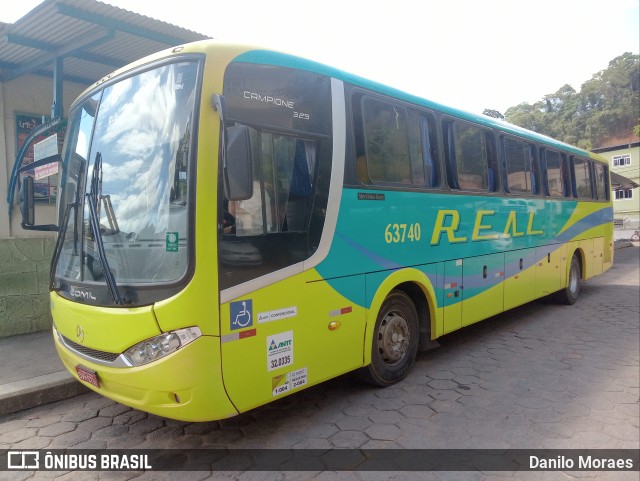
[[60, 335, 120, 363]]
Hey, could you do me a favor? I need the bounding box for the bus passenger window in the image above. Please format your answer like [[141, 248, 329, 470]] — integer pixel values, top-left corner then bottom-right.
[[530, 145, 541, 195], [361, 97, 418, 185], [443, 122, 459, 189], [503, 137, 532, 194], [419, 115, 440, 188], [445, 121, 490, 191], [561, 154, 572, 197], [485, 132, 498, 192], [594, 163, 609, 200], [543, 150, 564, 197], [572, 157, 593, 199]]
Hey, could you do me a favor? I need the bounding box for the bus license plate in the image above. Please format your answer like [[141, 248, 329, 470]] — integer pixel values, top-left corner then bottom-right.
[[76, 365, 100, 388]]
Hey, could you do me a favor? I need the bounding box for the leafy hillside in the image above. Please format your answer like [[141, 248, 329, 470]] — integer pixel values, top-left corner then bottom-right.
[[485, 53, 639, 149]]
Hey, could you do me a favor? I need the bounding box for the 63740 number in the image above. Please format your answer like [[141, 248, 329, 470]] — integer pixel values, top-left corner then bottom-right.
[[384, 223, 421, 244]]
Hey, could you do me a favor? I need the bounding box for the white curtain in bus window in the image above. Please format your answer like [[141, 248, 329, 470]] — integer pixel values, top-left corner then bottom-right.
[[504, 137, 532, 193], [573, 158, 593, 199], [231, 132, 316, 236], [230, 131, 273, 237]]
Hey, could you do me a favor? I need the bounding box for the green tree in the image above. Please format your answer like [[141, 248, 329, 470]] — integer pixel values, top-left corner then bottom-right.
[[505, 52, 639, 148], [482, 109, 505, 120], [504, 102, 550, 136]]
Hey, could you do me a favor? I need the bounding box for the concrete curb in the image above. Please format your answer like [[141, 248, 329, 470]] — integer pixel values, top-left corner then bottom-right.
[[0, 372, 89, 417], [615, 240, 636, 249]]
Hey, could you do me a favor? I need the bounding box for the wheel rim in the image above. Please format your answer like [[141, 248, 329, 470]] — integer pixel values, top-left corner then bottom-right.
[[569, 262, 579, 294], [377, 311, 410, 366]]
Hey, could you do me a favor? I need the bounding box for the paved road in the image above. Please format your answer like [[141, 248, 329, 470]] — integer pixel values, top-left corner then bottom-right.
[[1, 246, 639, 480]]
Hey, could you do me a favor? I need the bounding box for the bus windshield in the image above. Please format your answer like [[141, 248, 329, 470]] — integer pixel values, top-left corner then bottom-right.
[[52, 60, 199, 305]]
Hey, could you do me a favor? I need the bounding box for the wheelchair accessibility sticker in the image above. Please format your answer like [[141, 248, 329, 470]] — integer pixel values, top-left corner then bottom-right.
[[230, 300, 253, 330]]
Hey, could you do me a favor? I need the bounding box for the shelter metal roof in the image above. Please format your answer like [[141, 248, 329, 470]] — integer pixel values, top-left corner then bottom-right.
[[0, 0, 211, 85], [611, 171, 640, 190]]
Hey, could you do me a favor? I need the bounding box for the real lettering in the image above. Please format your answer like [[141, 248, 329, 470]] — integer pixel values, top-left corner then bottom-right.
[[430, 209, 544, 245]]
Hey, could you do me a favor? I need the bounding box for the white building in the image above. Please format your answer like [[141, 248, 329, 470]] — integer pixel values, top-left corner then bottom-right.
[[593, 132, 640, 231]]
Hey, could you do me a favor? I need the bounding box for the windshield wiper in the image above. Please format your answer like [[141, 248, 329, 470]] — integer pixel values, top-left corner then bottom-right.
[[50, 157, 86, 289], [49, 200, 76, 289], [86, 152, 126, 305]]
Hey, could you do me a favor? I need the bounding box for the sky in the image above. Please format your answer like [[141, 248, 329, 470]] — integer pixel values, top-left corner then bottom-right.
[[1, 0, 639, 115]]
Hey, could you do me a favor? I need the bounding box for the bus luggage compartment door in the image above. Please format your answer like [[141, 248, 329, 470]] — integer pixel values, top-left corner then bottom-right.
[[504, 248, 537, 311], [462, 253, 505, 327], [442, 259, 463, 334], [535, 244, 564, 297]]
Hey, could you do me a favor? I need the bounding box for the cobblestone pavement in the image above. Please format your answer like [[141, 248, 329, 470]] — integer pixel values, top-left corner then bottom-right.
[[1, 247, 638, 481]]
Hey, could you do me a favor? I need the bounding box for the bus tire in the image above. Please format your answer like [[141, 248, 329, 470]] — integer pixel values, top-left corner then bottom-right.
[[554, 255, 581, 305], [360, 290, 419, 387]]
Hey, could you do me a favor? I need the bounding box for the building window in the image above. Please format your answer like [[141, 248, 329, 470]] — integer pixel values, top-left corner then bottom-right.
[[613, 155, 631, 167], [614, 189, 633, 200]]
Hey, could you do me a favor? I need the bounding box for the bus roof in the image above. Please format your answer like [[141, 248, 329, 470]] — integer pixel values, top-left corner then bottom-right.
[[72, 39, 607, 165], [232, 47, 607, 164]]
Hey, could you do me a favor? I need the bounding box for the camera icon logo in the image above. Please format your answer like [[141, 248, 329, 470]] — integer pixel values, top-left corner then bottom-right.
[[7, 451, 39, 469]]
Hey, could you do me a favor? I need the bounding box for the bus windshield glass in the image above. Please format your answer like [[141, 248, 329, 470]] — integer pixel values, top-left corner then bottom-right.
[[52, 60, 199, 301]]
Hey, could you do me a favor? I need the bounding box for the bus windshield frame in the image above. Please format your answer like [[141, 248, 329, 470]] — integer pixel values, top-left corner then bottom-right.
[[51, 55, 203, 307]]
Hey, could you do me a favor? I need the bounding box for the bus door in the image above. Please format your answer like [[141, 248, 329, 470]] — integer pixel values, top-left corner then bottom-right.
[[462, 253, 505, 326], [215, 87, 356, 411], [442, 259, 463, 334], [219, 273, 366, 414]]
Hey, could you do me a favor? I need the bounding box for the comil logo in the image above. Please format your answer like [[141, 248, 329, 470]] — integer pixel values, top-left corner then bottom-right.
[[70, 286, 97, 301], [8, 451, 39, 469]]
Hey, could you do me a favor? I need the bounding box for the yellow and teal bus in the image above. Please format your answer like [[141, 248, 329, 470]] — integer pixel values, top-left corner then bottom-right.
[[24, 41, 613, 421]]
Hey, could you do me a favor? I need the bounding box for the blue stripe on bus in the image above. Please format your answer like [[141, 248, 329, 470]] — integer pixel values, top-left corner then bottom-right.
[[335, 232, 403, 270], [554, 207, 614, 243]]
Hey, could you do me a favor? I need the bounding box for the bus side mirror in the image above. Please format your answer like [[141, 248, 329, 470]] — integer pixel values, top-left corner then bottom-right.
[[20, 176, 35, 226], [224, 125, 253, 201], [18, 174, 58, 231]]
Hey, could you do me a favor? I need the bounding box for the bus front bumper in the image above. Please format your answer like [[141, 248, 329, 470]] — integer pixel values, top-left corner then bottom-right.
[[53, 326, 238, 422]]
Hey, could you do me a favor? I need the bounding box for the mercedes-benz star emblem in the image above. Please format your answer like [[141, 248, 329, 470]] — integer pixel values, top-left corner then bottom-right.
[[76, 325, 84, 343]]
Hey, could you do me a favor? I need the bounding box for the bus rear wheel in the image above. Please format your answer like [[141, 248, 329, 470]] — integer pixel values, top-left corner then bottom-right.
[[554, 255, 581, 305], [360, 290, 419, 387]]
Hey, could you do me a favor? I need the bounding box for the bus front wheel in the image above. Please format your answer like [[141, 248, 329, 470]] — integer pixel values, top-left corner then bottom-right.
[[554, 255, 581, 305], [360, 290, 419, 387]]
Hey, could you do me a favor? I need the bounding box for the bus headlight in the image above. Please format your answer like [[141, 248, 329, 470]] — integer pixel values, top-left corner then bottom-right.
[[123, 327, 202, 366]]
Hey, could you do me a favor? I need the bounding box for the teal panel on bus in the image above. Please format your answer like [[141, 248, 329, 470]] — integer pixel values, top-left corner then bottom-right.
[[316, 189, 611, 309]]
